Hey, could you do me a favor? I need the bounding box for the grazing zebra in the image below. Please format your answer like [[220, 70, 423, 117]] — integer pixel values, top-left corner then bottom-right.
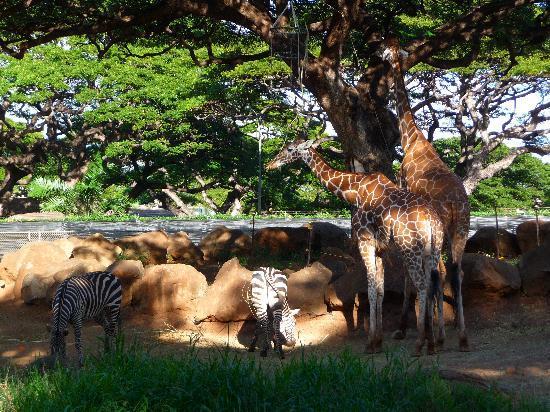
[[246, 267, 299, 359], [49, 271, 122, 367]]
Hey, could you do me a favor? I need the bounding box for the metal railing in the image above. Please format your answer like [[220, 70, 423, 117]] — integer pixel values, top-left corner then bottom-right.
[[0, 230, 72, 256]]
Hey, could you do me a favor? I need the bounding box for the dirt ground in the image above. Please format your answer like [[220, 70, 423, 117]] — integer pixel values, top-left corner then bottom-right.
[[1, 294, 549, 404]]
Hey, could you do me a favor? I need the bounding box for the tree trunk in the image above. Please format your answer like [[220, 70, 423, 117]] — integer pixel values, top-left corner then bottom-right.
[[301, 60, 400, 176], [0, 166, 28, 200], [160, 188, 194, 216]]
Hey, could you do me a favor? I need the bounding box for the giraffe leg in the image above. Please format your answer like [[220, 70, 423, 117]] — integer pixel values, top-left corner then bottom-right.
[[392, 276, 413, 340], [358, 239, 380, 354], [436, 258, 446, 347], [450, 239, 469, 352], [413, 287, 428, 357], [374, 256, 384, 352]]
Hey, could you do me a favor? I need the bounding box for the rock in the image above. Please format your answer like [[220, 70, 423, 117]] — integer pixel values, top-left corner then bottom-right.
[[21, 272, 56, 304], [6, 211, 65, 221], [253, 226, 310, 256], [516, 220, 550, 254], [518, 241, 550, 297], [461, 253, 521, 299], [1, 241, 69, 285], [0, 268, 15, 302], [465, 227, 521, 258], [45, 259, 108, 304], [199, 226, 251, 262], [287, 262, 333, 315], [0, 251, 20, 281], [319, 248, 366, 309], [131, 264, 207, 315], [319, 248, 367, 332], [107, 260, 145, 306], [51, 238, 76, 259], [71, 234, 122, 267], [194, 258, 252, 322], [310, 222, 351, 253], [115, 231, 169, 265], [0, 280, 15, 302], [167, 232, 204, 266]]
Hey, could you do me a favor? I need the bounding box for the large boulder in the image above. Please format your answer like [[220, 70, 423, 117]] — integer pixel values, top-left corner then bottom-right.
[[167, 232, 204, 266], [461, 253, 521, 299], [465, 227, 521, 258], [199, 226, 251, 262], [71, 234, 122, 267], [516, 220, 550, 254], [518, 241, 550, 297], [0, 268, 15, 302], [319, 248, 367, 332], [287, 262, 333, 315], [45, 258, 108, 304], [115, 231, 169, 265], [253, 226, 310, 256], [131, 264, 207, 314], [20, 272, 56, 304], [194, 258, 252, 322], [310, 222, 351, 253], [107, 259, 145, 306], [319, 248, 366, 310], [0, 241, 69, 281]]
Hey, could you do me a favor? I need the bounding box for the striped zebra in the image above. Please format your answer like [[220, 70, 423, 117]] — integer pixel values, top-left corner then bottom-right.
[[246, 267, 299, 359], [49, 271, 122, 367]]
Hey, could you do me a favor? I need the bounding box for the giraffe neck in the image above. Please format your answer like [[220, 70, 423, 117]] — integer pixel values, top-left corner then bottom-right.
[[301, 149, 362, 206], [388, 48, 417, 151]]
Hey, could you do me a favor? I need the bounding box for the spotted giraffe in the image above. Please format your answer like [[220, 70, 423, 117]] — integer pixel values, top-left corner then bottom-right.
[[267, 139, 444, 355], [382, 37, 470, 351]]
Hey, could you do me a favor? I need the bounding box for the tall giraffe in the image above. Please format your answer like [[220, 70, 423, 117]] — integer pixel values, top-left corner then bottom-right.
[[382, 37, 470, 351], [267, 139, 444, 355]]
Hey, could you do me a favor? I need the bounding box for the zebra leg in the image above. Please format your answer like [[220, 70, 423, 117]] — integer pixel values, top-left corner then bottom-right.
[[105, 305, 121, 353], [273, 318, 284, 359], [253, 312, 270, 357], [73, 318, 84, 367], [248, 321, 260, 352]]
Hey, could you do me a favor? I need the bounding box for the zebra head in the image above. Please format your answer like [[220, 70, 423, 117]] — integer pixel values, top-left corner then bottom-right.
[[47, 324, 68, 358], [280, 306, 300, 347]]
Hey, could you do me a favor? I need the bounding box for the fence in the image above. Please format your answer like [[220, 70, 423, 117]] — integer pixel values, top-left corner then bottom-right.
[[0, 231, 72, 256], [0, 211, 547, 258]]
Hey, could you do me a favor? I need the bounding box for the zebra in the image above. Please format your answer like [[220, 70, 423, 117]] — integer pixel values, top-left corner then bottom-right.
[[246, 267, 299, 359], [49, 271, 122, 367]]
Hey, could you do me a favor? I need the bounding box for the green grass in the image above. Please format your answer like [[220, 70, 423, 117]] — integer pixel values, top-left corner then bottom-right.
[[1, 347, 546, 412]]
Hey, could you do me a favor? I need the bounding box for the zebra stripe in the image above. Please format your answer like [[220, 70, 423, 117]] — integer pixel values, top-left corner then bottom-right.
[[50, 271, 122, 366], [247, 267, 298, 359]]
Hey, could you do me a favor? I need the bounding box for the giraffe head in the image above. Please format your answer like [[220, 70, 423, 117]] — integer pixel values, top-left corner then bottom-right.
[[266, 138, 316, 170], [381, 36, 409, 64]]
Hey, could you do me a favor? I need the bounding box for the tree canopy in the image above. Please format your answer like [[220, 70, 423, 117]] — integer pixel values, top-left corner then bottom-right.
[[0, 1, 548, 215]]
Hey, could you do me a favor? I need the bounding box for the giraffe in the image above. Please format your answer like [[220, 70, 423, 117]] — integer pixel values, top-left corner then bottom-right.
[[381, 36, 470, 351], [266, 139, 444, 355]]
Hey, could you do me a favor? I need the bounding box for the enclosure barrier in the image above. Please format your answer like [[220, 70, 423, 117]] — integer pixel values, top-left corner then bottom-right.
[[0, 231, 72, 256]]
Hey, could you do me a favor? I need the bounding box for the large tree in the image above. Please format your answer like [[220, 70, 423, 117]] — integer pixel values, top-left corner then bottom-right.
[[1, 0, 547, 177], [408, 66, 549, 194]]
